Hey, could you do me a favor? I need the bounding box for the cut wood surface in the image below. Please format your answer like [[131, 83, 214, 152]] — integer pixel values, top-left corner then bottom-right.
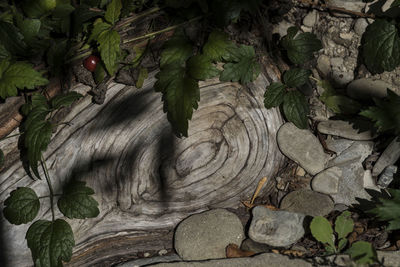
[[0, 72, 284, 267]]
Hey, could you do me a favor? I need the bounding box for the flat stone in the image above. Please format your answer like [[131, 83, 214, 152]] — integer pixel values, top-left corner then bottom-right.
[[277, 123, 329, 175], [280, 189, 334, 216], [373, 138, 400, 176], [377, 165, 398, 188], [354, 18, 369, 36], [148, 252, 312, 267], [347, 78, 395, 100], [174, 209, 245, 260], [329, 0, 366, 13], [318, 120, 376, 141], [317, 55, 331, 78], [240, 238, 270, 254], [363, 170, 379, 191], [303, 10, 318, 28], [116, 255, 182, 267], [328, 140, 374, 167], [326, 138, 354, 155], [249, 206, 305, 247], [312, 167, 341, 194], [313, 163, 370, 205]]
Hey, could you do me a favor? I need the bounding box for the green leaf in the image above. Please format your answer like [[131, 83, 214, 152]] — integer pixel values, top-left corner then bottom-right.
[[50, 92, 83, 109], [203, 30, 236, 62], [47, 38, 68, 75], [136, 67, 148, 88], [220, 45, 260, 84], [323, 95, 362, 114], [22, 0, 57, 18], [0, 60, 49, 99], [155, 65, 200, 137], [210, 0, 243, 27], [105, 0, 122, 24], [335, 211, 354, 240], [310, 216, 335, 249], [52, 3, 75, 18], [281, 27, 322, 64], [0, 43, 10, 60], [283, 90, 309, 129], [368, 188, 400, 230], [94, 63, 106, 84], [72, 4, 104, 36], [0, 21, 28, 57], [338, 238, 348, 252], [26, 219, 75, 267], [264, 82, 286, 108], [98, 29, 121, 75], [58, 181, 99, 219], [362, 19, 400, 73], [319, 79, 337, 101], [283, 68, 311, 88], [18, 18, 41, 44], [346, 241, 377, 264], [89, 21, 111, 42], [3, 187, 40, 225], [360, 89, 400, 135], [187, 54, 220, 80], [160, 33, 193, 68]]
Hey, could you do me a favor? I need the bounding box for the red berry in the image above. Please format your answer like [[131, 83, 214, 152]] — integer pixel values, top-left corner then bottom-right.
[[83, 55, 99, 72]]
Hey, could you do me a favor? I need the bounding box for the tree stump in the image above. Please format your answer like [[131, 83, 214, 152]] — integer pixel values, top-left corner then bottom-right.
[[0, 71, 284, 266]]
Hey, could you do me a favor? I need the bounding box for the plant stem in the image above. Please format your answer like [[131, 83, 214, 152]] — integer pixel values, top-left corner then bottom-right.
[[41, 158, 55, 222], [123, 16, 202, 44], [115, 7, 162, 30]]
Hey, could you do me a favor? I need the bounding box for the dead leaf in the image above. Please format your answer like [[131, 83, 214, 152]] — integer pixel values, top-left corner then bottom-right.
[[226, 244, 256, 258]]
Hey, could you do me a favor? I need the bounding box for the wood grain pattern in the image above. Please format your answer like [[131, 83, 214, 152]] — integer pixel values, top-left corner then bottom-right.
[[0, 72, 284, 267]]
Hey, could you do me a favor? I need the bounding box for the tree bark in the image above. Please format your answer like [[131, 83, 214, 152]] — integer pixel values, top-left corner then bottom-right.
[[0, 70, 284, 266]]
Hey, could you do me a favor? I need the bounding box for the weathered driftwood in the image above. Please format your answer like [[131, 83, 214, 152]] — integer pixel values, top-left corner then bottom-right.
[[0, 71, 284, 266]]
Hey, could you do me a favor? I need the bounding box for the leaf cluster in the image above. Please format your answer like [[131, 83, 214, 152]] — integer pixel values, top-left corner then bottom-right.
[[366, 188, 400, 231], [155, 30, 260, 137], [310, 211, 377, 264]]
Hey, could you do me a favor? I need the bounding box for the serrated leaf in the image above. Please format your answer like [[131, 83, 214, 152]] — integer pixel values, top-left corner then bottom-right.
[[94, 62, 106, 84], [335, 211, 354, 240], [89, 21, 111, 42], [310, 216, 335, 250], [98, 29, 121, 75], [72, 4, 104, 36], [318, 80, 336, 101], [323, 95, 362, 114], [51, 92, 83, 109], [22, 0, 56, 18], [283, 68, 311, 88], [26, 219, 75, 267], [24, 119, 53, 178], [3, 187, 40, 225], [220, 45, 260, 84], [360, 89, 400, 135], [368, 188, 400, 230], [155, 65, 199, 137], [203, 30, 236, 61], [136, 67, 148, 88], [58, 180, 99, 219], [362, 19, 400, 73], [281, 27, 322, 64], [18, 18, 41, 44], [105, 0, 122, 24], [0, 60, 49, 99], [0, 21, 28, 57], [346, 241, 377, 264], [210, 0, 243, 27], [160, 33, 193, 68], [283, 90, 309, 129], [264, 82, 286, 108], [187, 54, 220, 80]]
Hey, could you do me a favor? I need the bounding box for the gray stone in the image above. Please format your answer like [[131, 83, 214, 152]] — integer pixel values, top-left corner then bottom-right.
[[377, 251, 400, 267], [148, 252, 312, 267], [354, 18, 369, 36], [328, 140, 374, 167], [280, 189, 334, 217], [303, 10, 318, 28], [313, 163, 370, 205], [325, 138, 354, 155], [174, 209, 245, 260], [312, 167, 341, 194], [363, 170, 379, 191], [277, 123, 329, 175], [240, 238, 270, 254], [318, 120, 376, 141], [249, 206, 305, 247], [347, 78, 394, 100], [330, 57, 344, 68], [373, 138, 400, 176], [332, 70, 354, 86], [272, 20, 295, 38], [116, 255, 182, 267], [377, 165, 398, 188], [317, 55, 331, 78]]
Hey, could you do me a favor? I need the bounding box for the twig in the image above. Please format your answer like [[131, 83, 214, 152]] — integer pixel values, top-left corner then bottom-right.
[[41, 158, 55, 221], [298, 0, 375, 18]]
